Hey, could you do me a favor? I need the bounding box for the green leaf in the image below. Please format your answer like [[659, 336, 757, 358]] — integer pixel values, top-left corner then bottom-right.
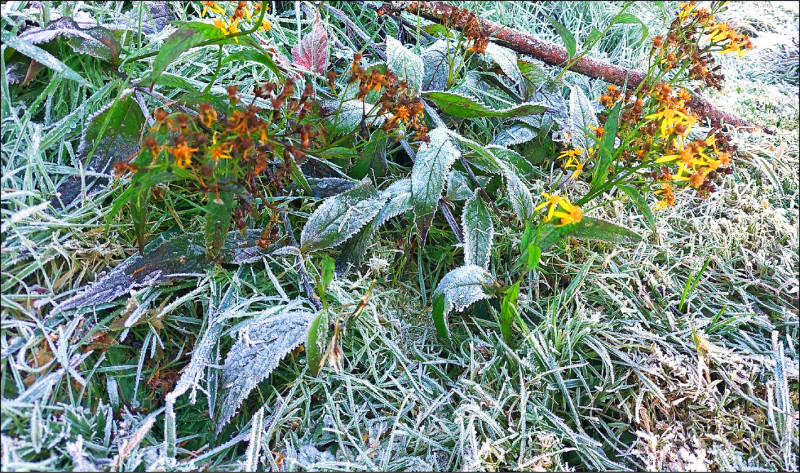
[[150, 21, 228, 86], [500, 280, 520, 344], [131, 187, 152, 255], [572, 216, 642, 244], [56, 92, 146, 209], [1, 30, 91, 87], [351, 130, 389, 179], [590, 100, 621, 190], [17, 17, 122, 64], [569, 85, 598, 151], [462, 192, 494, 268], [300, 179, 386, 253], [320, 255, 335, 293], [206, 191, 236, 260], [221, 49, 281, 78], [583, 27, 604, 47], [422, 39, 461, 91], [386, 36, 424, 93], [538, 222, 577, 251], [411, 128, 461, 242], [618, 184, 655, 228], [423, 91, 546, 119], [306, 310, 328, 376], [527, 243, 541, 272], [609, 12, 648, 45], [431, 265, 495, 342], [547, 16, 576, 59]]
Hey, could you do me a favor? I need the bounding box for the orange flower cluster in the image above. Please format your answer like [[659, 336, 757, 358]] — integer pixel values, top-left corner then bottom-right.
[[346, 52, 429, 142], [652, 1, 753, 91], [440, 6, 489, 53]]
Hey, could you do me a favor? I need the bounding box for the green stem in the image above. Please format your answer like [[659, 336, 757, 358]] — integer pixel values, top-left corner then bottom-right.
[[203, 44, 224, 94]]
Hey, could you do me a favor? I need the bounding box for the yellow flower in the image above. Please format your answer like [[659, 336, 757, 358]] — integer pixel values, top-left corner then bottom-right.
[[202, 1, 224, 18], [209, 132, 233, 160], [645, 107, 696, 137], [550, 197, 583, 227], [260, 19, 272, 32], [534, 193, 565, 223], [654, 183, 676, 210], [171, 142, 199, 168], [214, 18, 229, 34], [227, 18, 240, 43], [558, 148, 583, 160], [563, 156, 583, 179], [393, 105, 410, 125]]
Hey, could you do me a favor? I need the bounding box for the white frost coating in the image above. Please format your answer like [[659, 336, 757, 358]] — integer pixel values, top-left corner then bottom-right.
[[300, 179, 387, 252], [484, 43, 524, 87], [462, 192, 494, 269], [505, 169, 534, 222], [434, 265, 494, 315], [217, 306, 315, 432], [491, 123, 538, 147], [323, 99, 386, 133], [446, 170, 473, 202], [569, 85, 599, 151], [422, 39, 462, 91], [411, 128, 461, 239], [386, 36, 424, 93]]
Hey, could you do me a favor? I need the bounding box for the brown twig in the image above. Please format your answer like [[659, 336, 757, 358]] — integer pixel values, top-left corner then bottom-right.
[[399, 1, 772, 134]]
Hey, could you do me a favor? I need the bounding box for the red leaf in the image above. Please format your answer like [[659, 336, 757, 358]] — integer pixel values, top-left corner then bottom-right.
[[291, 14, 328, 74]]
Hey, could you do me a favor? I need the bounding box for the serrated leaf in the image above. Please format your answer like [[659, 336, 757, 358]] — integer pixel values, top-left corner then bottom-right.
[[53, 92, 145, 209], [386, 36, 424, 93], [618, 184, 655, 228], [491, 123, 538, 147], [335, 179, 413, 273], [300, 179, 386, 253], [446, 170, 473, 202], [484, 42, 524, 87], [569, 85, 598, 151], [462, 193, 494, 268], [292, 14, 329, 74], [50, 230, 280, 316], [218, 304, 315, 432], [421, 39, 461, 91], [205, 191, 236, 260], [548, 16, 576, 59], [150, 21, 227, 86], [423, 91, 546, 119], [1, 30, 91, 87], [431, 265, 495, 341], [505, 170, 534, 222], [18, 17, 121, 63], [572, 216, 642, 243], [412, 128, 461, 242]]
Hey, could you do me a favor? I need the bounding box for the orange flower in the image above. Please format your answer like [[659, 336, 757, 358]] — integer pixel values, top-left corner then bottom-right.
[[171, 142, 198, 168]]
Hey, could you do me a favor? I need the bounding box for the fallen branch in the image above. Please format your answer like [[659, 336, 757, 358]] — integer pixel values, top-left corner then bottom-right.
[[400, 1, 772, 134]]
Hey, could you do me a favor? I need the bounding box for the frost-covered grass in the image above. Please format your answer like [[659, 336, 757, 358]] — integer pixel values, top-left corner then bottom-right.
[[1, 1, 798, 471]]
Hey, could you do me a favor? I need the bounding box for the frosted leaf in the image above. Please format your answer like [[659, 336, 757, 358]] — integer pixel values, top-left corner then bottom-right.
[[307, 177, 355, 198], [19, 17, 121, 63], [505, 170, 534, 222], [386, 36, 424, 93], [300, 179, 387, 253], [432, 266, 495, 340], [462, 193, 494, 269], [484, 43, 524, 88], [491, 123, 538, 147], [446, 170, 473, 202], [50, 230, 278, 316], [291, 14, 329, 74], [411, 128, 461, 242], [569, 85, 598, 151], [335, 179, 413, 273], [217, 305, 316, 432], [323, 99, 385, 134], [421, 39, 461, 91]]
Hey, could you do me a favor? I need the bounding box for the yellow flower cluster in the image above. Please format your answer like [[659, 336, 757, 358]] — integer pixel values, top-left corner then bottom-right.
[[535, 194, 583, 227]]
